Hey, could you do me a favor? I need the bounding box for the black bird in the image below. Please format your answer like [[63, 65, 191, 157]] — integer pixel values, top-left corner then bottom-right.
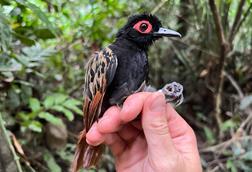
[[72, 13, 182, 171]]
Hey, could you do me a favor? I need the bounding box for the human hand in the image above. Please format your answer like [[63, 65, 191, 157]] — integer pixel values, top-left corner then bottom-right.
[[86, 92, 202, 172]]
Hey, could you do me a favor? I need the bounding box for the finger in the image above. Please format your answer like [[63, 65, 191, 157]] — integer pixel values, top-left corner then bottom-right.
[[97, 106, 122, 134], [165, 103, 201, 171], [166, 103, 193, 138], [131, 119, 143, 130], [86, 123, 105, 146], [142, 92, 176, 158], [116, 135, 147, 165], [166, 103, 198, 153], [117, 123, 140, 143], [120, 92, 151, 123], [105, 133, 126, 156]]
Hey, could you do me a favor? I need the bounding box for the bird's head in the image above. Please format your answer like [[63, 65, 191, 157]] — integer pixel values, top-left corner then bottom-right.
[[116, 13, 181, 49]]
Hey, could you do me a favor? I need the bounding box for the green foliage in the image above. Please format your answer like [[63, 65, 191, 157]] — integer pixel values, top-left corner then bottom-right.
[[1, 0, 252, 171], [23, 1, 59, 36], [220, 119, 239, 132], [17, 93, 81, 132], [0, 0, 133, 170], [226, 159, 238, 172], [0, 11, 12, 51], [224, 140, 252, 172], [203, 126, 216, 144], [43, 151, 61, 172]]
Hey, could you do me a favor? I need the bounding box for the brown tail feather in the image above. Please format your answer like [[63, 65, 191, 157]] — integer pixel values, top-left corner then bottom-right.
[[71, 130, 104, 172]]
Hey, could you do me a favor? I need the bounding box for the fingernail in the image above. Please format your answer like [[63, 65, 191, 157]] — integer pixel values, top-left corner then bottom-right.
[[150, 93, 165, 112], [99, 115, 109, 124], [121, 100, 131, 113], [87, 124, 96, 135]]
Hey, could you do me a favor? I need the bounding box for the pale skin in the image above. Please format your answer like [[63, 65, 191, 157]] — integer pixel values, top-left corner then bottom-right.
[[86, 92, 202, 172]]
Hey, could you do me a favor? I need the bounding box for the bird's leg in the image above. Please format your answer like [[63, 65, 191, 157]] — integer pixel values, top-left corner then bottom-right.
[[144, 82, 184, 107]]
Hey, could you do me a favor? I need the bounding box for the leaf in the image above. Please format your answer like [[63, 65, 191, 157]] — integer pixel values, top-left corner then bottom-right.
[[6, 89, 20, 110], [63, 98, 81, 106], [13, 32, 36, 46], [16, 44, 55, 68], [240, 95, 252, 110], [226, 159, 238, 172], [57, 144, 74, 162], [20, 84, 32, 104], [28, 121, 42, 132], [51, 105, 74, 121], [203, 126, 216, 144], [43, 151, 61, 172], [17, 112, 30, 121], [246, 0, 252, 4], [24, 2, 58, 36], [54, 94, 68, 104], [0, 0, 11, 5], [1, 71, 14, 82], [44, 95, 55, 109], [62, 99, 82, 115], [236, 160, 252, 171], [0, 54, 22, 72], [38, 112, 63, 126], [22, 44, 55, 62], [34, 28, 55, 39], [43, 94, 68, 109], [0, 11, 12, 51], [0, 60, 22, 72], [221, 119, 237, 132], [29, 98, 41, 112], [241, 151, 252, 160]]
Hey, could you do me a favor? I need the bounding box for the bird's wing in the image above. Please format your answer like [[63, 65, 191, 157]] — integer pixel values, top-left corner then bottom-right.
[[83, 47, 118, 131], [71, 48, 117, 171]]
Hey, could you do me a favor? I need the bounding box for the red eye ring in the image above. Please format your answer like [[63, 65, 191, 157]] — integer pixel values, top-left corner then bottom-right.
[[133, 20, 152, 34]]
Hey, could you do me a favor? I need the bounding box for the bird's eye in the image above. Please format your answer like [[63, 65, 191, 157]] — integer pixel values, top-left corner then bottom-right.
[[140, 23, 148, 32], [133, 20, 152, 34]]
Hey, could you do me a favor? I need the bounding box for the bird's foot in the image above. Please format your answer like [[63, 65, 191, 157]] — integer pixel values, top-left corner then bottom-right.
[[159, 82, 184, 107]]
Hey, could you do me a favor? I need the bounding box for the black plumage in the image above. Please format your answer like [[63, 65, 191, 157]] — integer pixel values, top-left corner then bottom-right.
[[72, 13, 181, 172], [107, 39, 148, 105]]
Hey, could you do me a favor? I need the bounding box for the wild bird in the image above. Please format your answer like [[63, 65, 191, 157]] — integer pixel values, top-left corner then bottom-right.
[[72, 13, 183, 171]]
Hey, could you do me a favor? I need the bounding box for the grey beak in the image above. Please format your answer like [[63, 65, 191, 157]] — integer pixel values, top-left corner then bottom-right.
[[153, 27, 181, 37]]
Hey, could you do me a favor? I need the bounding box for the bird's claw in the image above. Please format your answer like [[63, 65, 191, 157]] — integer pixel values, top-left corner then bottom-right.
[[159, 82, 184, 107]]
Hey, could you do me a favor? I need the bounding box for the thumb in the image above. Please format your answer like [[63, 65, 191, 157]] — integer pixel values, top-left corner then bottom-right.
[[142, 92, 176, 158]]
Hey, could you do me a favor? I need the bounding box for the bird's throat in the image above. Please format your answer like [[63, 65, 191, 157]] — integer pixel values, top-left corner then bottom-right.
[[114, 37, 150, 51]]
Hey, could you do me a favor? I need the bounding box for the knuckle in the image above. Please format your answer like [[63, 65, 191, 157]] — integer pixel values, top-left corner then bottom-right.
[[148, 118, 169, 135]]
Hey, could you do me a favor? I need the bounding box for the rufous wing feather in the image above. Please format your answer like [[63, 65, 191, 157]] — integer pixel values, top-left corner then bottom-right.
[[71, 48, 118, 172]]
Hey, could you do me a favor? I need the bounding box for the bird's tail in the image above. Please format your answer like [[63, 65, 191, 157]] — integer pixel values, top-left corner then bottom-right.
[[71, 130, 104, 172]]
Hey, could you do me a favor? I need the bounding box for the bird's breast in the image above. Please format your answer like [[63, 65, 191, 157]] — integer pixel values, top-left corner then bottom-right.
[[106, 45, 148, 105]]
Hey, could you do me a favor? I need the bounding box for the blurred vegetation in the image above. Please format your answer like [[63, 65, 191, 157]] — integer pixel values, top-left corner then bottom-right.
[[0, 0, 252, 171]]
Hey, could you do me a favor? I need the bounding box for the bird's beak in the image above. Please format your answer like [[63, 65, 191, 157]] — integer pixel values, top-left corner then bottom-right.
[[153, 28, 181, 37]]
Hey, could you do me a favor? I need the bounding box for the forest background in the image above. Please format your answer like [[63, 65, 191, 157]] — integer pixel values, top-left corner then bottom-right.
[[0, 0, 252, 171]]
